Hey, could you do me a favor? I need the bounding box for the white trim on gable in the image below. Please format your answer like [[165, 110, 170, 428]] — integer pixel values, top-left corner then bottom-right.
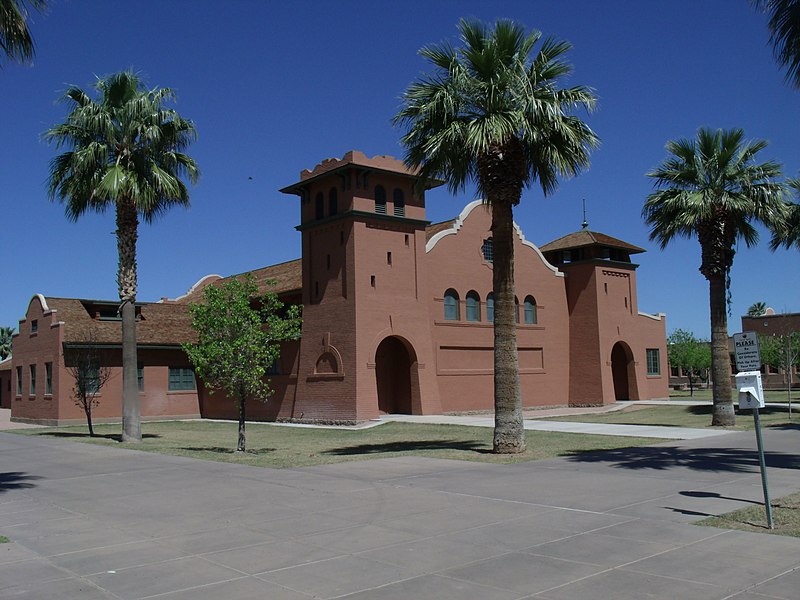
[[638, 311, 666, 321], [166, 274, 223, 302], [425, 199, 486, 252], [425, 200, 563, 278]]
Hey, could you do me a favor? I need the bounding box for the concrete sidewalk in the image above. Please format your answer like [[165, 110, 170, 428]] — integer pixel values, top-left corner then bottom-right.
[[1, 425, 799, 599]]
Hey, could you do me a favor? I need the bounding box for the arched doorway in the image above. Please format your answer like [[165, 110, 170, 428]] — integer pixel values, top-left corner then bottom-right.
[[611, 342, 634, 400], [375, 336, 415, 414]]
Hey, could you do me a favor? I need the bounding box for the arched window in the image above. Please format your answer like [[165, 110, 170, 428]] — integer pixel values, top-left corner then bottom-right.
[[375, 185, 387, 214], [444, 289, 460, 320], [315, 192, 324, 220], [465, 290, 480, 322], [524, 296, 537, 324], [486, 293, 494, 322], [514, 296, 520, 324], [393, 188, 405, 217], [329, 187, 338, 216]]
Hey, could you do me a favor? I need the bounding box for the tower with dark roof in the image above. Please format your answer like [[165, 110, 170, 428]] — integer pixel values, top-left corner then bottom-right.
[[540, 229, 666, 404]]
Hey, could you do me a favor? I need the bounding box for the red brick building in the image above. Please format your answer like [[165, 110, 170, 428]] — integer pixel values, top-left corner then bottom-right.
[[10, 151, 668, 425]]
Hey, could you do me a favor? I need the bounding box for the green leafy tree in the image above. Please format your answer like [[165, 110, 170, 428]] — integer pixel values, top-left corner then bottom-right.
[[1, 0, 46, 66], [395, 19, 598, 453], [46, 71, 199, 443], [747, 301, 768, 317], [0, 326, 15, 360], [643, 128, 787, 426], [667, 329, 711, 396], [759, 328, 800, 412], [184, 276, 301, 452]]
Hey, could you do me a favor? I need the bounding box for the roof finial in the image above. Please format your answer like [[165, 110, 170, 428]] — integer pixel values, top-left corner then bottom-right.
[[581, 199, 589, 230]]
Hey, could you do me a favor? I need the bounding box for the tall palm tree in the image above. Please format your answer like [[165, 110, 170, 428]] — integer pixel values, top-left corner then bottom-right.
[[1, 0, 46, 66], [0, 326, 14, 360], [643, 128, 787, 426], [395, 19, 598, 453], [753, 0, 800, 88], [46, 71, 199, 442]]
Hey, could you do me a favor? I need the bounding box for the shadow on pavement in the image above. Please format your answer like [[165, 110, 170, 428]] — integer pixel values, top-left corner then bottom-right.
[[0, 471, 43, 493], [680, 490, 761, 504], [566, 446, 800, 472]]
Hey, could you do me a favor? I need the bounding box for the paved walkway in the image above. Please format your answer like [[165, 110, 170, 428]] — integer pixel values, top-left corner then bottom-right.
[[1, 424, 798, 599]]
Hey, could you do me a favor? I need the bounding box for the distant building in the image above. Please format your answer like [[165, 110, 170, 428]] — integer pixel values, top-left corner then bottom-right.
[[0, 358, 12, 409], [10, 151, 668, 425], [739, 310, 800, 390]]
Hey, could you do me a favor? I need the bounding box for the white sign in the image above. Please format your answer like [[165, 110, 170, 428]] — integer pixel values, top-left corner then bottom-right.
[[736, 370, 765, 409], [733, 331, 761, 372]]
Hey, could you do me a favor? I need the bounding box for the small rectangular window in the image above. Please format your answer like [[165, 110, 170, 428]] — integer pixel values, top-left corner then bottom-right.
[[16, 366, 22, 396], [370, 275, 376, 288], [387, 252, 392, 266], [29, 364, 36, 395], [646, 348, 661, 376], [168, 367, 196, 391], [45, 362, 52, 395], [137, 363, 144, 392], [31, 320, 38, 334]]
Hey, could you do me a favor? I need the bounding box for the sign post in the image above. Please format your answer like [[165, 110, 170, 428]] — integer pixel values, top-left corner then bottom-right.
[[734, 332, 774, 529]]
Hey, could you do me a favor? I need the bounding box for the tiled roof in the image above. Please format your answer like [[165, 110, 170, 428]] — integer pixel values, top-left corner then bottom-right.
[[174, 259, 302, 305], [45, 297, 196, 346], [539, 230, 645, 254]]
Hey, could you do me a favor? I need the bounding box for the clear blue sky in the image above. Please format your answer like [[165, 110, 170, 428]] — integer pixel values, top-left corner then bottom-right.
[[2, 0, 798, 339]]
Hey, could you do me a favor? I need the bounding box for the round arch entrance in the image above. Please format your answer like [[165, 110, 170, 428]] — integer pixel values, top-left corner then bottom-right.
[[375, 336, 417, 414], [611, 342, 636, 401]]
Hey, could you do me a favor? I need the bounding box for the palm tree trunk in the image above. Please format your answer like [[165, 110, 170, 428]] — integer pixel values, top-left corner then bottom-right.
[[117, 200, 141, 443], [709, 273, 735, 426], [491, 198, 525, 453]]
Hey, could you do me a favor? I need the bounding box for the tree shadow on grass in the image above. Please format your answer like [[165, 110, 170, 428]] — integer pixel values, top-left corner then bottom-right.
[[0, 472, 43, 493], [177, 447, 276, 455], [566, 446, 800, 473], [34, 432, 161, 442], [323, 440, 488, 456]]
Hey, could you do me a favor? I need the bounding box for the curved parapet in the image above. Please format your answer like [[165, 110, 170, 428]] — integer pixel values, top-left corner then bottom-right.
[[426, 199, 563, 278]]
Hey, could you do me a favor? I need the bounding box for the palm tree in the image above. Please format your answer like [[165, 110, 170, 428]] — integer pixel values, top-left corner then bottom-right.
[[643, 128, 787, 426], [395, 19, 598, 453], [46, 71, 199, 442], [0, 326, 14, 360], [753, 0, 800, 88], [747, 301, 768, 316], [771, 179, 800, 249], [1, 0, 46, 66]]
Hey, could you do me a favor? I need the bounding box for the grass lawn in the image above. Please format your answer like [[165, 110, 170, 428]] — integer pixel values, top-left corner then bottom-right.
[[668, 389, 800, 404], [0, 536, 8, 544], [12, 421, 663, 468], [698, 491, 800, 537], [537, 404, 796, 430]]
